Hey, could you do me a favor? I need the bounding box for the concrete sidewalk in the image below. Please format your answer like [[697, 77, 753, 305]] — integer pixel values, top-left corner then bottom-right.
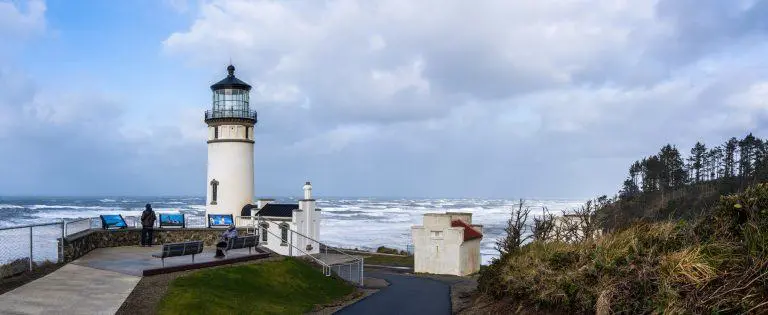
[[0, 264, 140, 315]]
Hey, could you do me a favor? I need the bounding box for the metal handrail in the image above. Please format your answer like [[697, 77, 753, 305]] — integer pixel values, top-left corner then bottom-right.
[[0, 221, 63, 232], [256, 217, 364, 285], [258, 223, 332, 276], [259, 218, 360, 261], [63, 218, 92, 236]]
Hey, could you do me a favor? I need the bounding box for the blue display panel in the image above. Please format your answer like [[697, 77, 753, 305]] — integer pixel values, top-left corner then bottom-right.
[[100, 215, 127, 229], [159, 213, 185, 228], [208, 214, 233, 227]]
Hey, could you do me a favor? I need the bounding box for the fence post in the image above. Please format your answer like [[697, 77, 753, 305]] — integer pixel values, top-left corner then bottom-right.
[[360, 257, 364, 286], [28, 226, 33, 271], [60, 219, 65, 263], [289, 230, 293, 256]]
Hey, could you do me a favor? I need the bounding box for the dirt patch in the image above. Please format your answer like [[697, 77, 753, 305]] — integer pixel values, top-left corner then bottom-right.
[[0, 262, 65, 295], [116, 256, 284, 315]]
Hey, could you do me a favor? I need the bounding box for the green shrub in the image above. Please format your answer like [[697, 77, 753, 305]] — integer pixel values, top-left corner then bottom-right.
[[375, 246, 408, 255]]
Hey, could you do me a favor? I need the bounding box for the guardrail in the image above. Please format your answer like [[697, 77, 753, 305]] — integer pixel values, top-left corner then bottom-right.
[[0, 221, 65, 273], [0, 214, 367, 285], [257, 222, 334, 277], [248, 217, 365, 286]]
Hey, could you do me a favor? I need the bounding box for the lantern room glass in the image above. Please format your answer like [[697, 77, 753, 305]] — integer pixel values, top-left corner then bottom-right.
[[213, 88, 250, 113]]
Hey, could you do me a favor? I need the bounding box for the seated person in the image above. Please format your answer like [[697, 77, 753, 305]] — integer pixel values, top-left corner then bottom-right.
[[214, 225, 238, 258]]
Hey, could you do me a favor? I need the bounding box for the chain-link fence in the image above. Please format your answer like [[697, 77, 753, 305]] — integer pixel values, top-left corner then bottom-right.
[[405, 244, 415, 255], [329, 261, 363, 284], [1, 214, 370, 283], [0, 222, 64, 277]]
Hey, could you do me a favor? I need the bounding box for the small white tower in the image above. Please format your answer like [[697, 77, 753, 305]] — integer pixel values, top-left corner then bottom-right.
[[298, 181, 319, 244], [303, 181, 312, 199], [204, 65, 257, 218]]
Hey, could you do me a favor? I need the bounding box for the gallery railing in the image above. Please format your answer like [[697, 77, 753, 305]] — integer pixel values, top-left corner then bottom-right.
[[204, 109, 257, 121]]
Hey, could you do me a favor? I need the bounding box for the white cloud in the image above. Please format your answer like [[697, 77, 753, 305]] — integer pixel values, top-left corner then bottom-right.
[[368, 34, 386, 51], [162, 0, 676, 123], [728, 82, 768, 111], [3, 0, 768, 197], [370, 57, 429, 99], [288, 124, 380, 154], [0, 0, 46, 39], [163, 0, 192, 13]]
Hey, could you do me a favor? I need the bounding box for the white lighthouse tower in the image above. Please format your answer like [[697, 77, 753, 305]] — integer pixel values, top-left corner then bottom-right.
[[204, 65, 257, 218]]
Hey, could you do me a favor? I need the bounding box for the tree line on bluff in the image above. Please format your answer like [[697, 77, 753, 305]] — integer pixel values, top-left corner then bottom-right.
[[601, 133, 768, 231], [473, 133, 768, 314]]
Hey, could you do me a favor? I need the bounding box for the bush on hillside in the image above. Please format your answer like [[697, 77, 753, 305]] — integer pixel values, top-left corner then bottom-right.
[[478, 184, 768, 314], [375, 246, 409, 256]]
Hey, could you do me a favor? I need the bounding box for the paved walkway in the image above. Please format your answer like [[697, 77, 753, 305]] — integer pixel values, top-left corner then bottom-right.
[[0, 245, 262, 314], [73, 245, 261, 276], [336, 271, 451, 315], [0, 264, 140, 315]]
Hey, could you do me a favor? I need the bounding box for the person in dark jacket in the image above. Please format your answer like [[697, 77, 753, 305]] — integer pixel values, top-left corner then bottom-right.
[[140, 204, 157, 247]]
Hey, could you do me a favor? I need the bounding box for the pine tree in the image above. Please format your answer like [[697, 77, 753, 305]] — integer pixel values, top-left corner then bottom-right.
[[724, 137, 738, 177], [709, 146, 724, 180], [690, 142, 707, 182], [658, 145, 686, 189]]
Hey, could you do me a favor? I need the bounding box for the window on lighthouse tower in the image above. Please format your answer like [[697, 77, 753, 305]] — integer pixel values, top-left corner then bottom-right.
[[210, 179, 219, 205]]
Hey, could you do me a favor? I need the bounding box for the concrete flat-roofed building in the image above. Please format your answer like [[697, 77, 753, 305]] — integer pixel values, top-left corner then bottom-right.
[[411, 212, 483, 276], [241, 182, 321, 257]]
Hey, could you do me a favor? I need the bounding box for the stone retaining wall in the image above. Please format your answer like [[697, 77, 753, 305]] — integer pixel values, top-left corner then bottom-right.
[[60, 228, 249, 263]]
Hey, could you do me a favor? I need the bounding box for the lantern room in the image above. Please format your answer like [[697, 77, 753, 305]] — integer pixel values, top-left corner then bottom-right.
[[205, 65, 257, 122]]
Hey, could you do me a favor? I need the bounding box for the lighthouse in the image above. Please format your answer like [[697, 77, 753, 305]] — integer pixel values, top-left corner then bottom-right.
[[204, 65, 257, 218]]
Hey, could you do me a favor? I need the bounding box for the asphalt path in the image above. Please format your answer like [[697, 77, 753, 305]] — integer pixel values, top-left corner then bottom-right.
[[335, 270, 451, 315]]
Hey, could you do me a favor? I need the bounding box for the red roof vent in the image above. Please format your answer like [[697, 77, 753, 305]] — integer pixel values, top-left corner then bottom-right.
[[451, 219, 483, 241]]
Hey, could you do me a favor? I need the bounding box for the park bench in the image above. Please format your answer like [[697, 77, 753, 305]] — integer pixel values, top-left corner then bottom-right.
[[224, 235, 259, 256], [152, 241, 204, 267]]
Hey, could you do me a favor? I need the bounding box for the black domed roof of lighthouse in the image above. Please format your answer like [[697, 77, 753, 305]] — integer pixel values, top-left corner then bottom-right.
[[210, 64, 252, 91]]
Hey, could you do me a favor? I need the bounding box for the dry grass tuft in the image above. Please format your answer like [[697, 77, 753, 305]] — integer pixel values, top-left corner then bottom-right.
[[660, 247, 717, 286]]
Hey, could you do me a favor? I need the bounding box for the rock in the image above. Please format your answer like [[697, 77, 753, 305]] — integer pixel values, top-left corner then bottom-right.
[[0, 258, 29, 278]]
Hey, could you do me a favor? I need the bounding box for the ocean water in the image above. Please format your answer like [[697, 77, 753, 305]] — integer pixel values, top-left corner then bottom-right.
[[0, 197, 585, 264]]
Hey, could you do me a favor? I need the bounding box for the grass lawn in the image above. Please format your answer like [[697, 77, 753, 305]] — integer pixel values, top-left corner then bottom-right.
[[363, 254, 414, 267], [157, 258, 354, 315]]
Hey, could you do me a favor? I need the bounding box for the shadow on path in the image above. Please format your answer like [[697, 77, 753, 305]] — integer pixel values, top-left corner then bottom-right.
[[336, 271, 450, 315]]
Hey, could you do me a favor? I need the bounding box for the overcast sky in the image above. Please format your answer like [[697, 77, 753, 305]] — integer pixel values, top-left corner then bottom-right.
[[1, 0, 767, 198]]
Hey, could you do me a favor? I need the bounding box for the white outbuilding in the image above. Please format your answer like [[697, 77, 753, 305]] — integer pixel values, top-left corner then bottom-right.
[[244, 182, 322, 257], [411, 212, 483, 276]]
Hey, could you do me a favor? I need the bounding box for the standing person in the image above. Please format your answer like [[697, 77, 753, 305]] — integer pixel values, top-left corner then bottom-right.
[[141, 204, 157, 247]]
